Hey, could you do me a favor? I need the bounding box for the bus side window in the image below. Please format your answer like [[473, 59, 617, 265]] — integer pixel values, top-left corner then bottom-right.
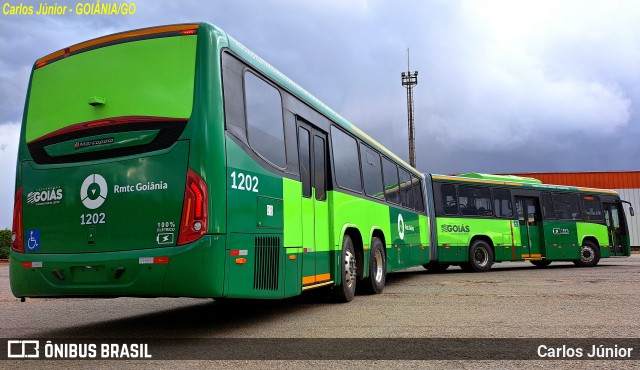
[[382, 158, 400, 204], [441, 184, 457, 215], [492, 188, 512, 218], [314, 135, 326, 201], [360, 145, 384, 200], [553, 193, 581, 220], [516, 200, 525, 222], [458, 186, 474, 215], [222, 56, 246, 138], [581, 195, 603, 221], [475, 187, 492, 216], [399, 168, 413, 209], [244, 72, 286, 168], [542, 193, 554, 219], [298, 127, 311, 198], [330, 126, 363, 192]]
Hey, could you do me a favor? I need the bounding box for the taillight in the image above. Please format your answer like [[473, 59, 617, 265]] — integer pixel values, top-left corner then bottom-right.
[[177, 169, 208, 245], [11, 187, 24, 253]]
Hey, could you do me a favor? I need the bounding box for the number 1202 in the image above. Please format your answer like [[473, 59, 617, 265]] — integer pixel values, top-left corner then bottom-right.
[[230, 171, 259, 192]]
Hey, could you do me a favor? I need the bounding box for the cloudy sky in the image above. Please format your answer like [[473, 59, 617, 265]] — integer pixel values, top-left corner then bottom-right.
[[1, 0, 639, 228]]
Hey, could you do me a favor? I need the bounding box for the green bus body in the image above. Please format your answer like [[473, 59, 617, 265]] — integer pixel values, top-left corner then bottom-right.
[[10, 23, 632, 301], [10, 23, 430, 300], [428, 173, 631, 272]]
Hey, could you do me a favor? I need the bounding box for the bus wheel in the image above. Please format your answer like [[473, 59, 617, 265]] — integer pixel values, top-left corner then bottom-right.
[[573, 241, 600, 267], [530, 260, 551, 268], [361, 237, 386, 294], [468, 240, 494, 272], [422, 262, 450, 273], [333, 235, 357, 302]]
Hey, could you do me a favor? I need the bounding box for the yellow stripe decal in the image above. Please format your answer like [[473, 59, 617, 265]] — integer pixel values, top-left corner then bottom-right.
[[302, 273, 331, 285]]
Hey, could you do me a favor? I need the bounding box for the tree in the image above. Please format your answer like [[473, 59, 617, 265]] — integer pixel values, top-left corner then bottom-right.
[[0, 229, 11, 259]]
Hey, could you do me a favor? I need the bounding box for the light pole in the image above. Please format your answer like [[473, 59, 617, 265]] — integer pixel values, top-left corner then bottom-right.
[[401, 49, 418, 168]]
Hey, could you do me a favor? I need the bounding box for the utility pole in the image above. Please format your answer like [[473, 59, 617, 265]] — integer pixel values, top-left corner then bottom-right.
[[401, 48, 418, 168]]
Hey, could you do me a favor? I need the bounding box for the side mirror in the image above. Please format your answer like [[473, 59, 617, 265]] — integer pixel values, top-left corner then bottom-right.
[[630, 207, 635, 217]]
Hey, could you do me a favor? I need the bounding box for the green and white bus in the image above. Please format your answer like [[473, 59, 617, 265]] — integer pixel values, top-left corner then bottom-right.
[[11, 23, 431, 302], [424, 173, 634, 272]]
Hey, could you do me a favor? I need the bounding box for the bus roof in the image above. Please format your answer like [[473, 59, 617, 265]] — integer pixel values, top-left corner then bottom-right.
[[457, 173, 542, 184], [431, 173, 619, 196]]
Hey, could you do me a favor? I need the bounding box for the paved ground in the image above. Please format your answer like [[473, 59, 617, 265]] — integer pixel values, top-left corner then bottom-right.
[[1, 256, 638, 368]]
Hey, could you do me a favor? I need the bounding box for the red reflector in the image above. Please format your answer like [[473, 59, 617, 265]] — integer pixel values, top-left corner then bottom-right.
[[181, 29, 196, 35], [85, 120, 111, 128], [11, 187, 24, 253], [21, 261, 42, 268], [153, 256, 169, 264], [36, 61, 46, 68], [230, 250, 240, 256], [177, 168, 208, 246]]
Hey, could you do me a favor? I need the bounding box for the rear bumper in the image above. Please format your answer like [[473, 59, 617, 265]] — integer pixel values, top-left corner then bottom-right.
[[9, 235, 226, 298]]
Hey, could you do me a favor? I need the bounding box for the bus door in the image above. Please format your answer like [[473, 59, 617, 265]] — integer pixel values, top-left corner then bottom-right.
[[603, 203, 625, 256], [515, 197, 544, 258], [297, 120, 330, 287]]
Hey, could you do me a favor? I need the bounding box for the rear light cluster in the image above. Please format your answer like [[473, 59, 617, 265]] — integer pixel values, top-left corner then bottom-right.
[[177, 169, 208, 245], [11, 187, 24, 253]]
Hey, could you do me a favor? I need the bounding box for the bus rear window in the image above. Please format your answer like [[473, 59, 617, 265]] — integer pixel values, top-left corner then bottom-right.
[[25, 35, 197, 146]]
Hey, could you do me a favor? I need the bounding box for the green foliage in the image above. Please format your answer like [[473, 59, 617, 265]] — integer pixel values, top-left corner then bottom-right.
[[0, 229, 11, 259]]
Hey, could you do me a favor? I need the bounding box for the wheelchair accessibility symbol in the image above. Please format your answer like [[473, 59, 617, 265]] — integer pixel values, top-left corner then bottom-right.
[[26, 229, 40, 251]]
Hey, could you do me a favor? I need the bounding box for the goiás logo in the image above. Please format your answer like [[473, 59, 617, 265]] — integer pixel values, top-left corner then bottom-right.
[[27, 186, 63, 206], [441, 224, 470, 233]]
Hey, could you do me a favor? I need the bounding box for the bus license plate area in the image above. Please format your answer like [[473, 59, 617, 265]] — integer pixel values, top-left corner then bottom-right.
[[71, 265, 108, 283]]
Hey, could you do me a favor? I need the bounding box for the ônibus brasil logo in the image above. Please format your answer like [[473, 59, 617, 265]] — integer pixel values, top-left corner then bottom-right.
[[80, 174, 108, 209]]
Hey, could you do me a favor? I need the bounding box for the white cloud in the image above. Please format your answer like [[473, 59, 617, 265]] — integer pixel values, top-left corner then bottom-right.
[[0, 122, 20, 229], [414, 0, 638, 151]]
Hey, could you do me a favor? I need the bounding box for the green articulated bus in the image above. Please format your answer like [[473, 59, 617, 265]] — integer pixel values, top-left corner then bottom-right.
[[424, 173, 634, 272], [10, 23, 432, 302]]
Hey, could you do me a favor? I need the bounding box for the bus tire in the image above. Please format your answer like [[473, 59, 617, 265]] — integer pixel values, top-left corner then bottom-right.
[[530, 260, 551, 268], [422, 262, 450, 273], [361, 237, 386, 294], [573, 240, 600, 267], [468, 240, 494, 272], [333, 235, 357, 302]]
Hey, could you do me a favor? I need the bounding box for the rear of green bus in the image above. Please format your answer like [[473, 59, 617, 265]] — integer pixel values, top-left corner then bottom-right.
[[10, 23, 230, 298]]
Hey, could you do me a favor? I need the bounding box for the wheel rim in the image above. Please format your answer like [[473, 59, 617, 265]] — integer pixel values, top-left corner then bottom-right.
[[373, 249, 384, 283], [581, 245, 594, 263], [344, 249, 356, 288], [474, 246, 489, 267]]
